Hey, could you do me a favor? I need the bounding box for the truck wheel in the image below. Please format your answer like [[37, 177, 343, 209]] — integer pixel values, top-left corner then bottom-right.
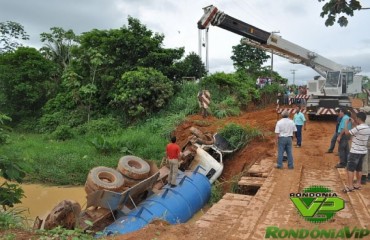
[[190, 127, 206, 140], [84, 166, 125, 194], [308, 115, 316, 121], [117, 156, 150, 180], [122, 174, 142, 187]]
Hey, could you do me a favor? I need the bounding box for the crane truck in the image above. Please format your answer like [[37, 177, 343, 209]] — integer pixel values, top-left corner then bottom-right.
[[197, 5, 363, 119]]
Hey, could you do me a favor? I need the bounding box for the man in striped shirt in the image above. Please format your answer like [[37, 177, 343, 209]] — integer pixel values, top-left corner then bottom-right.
[[342, 112, 370, 192]]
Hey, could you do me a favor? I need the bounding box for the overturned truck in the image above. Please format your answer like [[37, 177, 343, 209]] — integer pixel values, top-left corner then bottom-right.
[[37, 127, 237, 237]]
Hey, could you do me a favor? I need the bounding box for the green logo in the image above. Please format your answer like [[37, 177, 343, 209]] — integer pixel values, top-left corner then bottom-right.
[[290, 185, 345, 223]]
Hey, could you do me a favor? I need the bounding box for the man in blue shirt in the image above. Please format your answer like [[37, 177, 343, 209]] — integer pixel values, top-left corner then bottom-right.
[[336, 109, 352, 168], [293, 106, 306, 147], [327, 108, 342, 153]]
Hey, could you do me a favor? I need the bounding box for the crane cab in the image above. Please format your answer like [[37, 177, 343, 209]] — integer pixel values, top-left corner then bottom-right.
[[323, 71, 353, 96]]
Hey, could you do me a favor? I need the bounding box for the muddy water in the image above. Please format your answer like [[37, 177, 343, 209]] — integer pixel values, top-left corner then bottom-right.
[[14, 182, 86, 223]]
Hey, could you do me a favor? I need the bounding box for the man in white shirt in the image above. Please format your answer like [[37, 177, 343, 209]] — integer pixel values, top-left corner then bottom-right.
[[342, 112, 370, 192], [275, 110, 297, 169]]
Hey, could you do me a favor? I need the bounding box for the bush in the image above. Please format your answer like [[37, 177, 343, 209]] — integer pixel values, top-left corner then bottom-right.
[[0, 208, 29, 230], [0, 114, 11, 145], [200, 72, 259, 109], [52, 125, 74, 141], [113, 67, 174, 118], [87, 135, 132, 155], [77, 117, 123, 135], [209, 181, 223, 205], [219, 123, 262, 149], [38, 109, 86, 133], [213, 96, 241, 119]]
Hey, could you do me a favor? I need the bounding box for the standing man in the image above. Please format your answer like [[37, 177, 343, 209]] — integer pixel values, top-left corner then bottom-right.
[[327, 108, 342, 153], [336, 109, 352, 168], [166, 136, 181, 187], [361, 113, 370, 184], [342, 112, 370, 192], [293, 106, 306, 148], [275, 110, 297, 169]]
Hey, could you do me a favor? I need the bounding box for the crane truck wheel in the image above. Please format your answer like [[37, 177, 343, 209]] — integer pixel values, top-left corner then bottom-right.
[[117, 156, 150, 180], [190, 127, 206, 140], [308, 115, 316, 121], [84, 166, 125, 194]]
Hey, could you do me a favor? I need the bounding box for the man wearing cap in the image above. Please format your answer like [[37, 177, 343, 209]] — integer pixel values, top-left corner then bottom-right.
[[327, 108, 342, 153], [275, 110, 297, 169]]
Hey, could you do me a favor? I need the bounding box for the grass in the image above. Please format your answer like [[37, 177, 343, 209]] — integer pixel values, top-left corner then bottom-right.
[[0, 208, 30, 230], [0, 82, 201, 186]]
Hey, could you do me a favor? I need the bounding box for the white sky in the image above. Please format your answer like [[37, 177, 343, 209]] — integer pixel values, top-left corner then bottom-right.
[[0, 0, 369, 85]]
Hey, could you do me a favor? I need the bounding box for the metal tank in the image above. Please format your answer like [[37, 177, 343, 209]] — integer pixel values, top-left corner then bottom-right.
[[99, 170, 211, 236]]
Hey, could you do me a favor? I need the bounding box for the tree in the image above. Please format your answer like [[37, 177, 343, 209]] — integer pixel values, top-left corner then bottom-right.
[[174, 52, 207, 80], [72, 17, 185, 114], [319, 0, 362, 26], [0, 47, 57, 121], [0, 21, 29, 53], [113, 68, 174, 118], [40, 27, 78, 71], [0, 114, 26, 210], [231, 39, 270, 75]]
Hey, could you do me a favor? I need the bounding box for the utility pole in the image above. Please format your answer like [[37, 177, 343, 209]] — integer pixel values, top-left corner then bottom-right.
[[270, 31, 280, 77], [291, 69, 297, 85], [205, 28, 209, 73]]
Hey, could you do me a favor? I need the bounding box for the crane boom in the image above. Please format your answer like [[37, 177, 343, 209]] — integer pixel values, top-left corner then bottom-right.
[[197, 5, 364, 119], [197, 5, 359, 77]]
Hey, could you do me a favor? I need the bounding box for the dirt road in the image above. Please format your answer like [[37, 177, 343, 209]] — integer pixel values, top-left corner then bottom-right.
[[117, 100, 370, 240]]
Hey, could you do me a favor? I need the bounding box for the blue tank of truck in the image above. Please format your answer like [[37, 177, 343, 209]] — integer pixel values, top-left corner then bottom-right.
[[99, 170, 211, 237]]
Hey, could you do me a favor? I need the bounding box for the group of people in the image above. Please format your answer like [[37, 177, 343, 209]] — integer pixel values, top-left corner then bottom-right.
[[326, 108, 370, 192], [256, 77, 272, 88], [280, 85, 307, 106], [275, 105, 370, 193]]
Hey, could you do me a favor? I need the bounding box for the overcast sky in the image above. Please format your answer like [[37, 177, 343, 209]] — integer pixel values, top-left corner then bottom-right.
[[1, 0, 369, 85]]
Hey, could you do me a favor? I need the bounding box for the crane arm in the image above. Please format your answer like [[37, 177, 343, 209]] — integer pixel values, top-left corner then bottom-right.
[[197, 5, 358, 77]]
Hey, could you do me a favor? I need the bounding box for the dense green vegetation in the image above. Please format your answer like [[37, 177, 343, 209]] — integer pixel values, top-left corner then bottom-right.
[[0, 17, 287, 187]]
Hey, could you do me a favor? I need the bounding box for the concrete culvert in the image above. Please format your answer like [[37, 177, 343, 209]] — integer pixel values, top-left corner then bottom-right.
[[117, 156, 150, 180], [84, 166, 125, 194]]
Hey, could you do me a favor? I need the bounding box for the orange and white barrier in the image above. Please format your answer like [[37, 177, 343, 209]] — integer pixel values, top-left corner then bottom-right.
[[198, 90, 211, 109]]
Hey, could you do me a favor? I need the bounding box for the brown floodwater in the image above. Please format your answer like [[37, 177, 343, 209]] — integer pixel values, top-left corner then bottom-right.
[[14, 182, 86, 224]]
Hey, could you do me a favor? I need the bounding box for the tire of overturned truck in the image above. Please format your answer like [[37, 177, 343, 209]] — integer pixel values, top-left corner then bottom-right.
[[84, 166, 125, 194], [117, 156, 150, 180], [121, 174, 142, 187]]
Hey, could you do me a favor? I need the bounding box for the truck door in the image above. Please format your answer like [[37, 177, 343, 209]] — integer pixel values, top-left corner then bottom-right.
[[342, 74, 347, 94]]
